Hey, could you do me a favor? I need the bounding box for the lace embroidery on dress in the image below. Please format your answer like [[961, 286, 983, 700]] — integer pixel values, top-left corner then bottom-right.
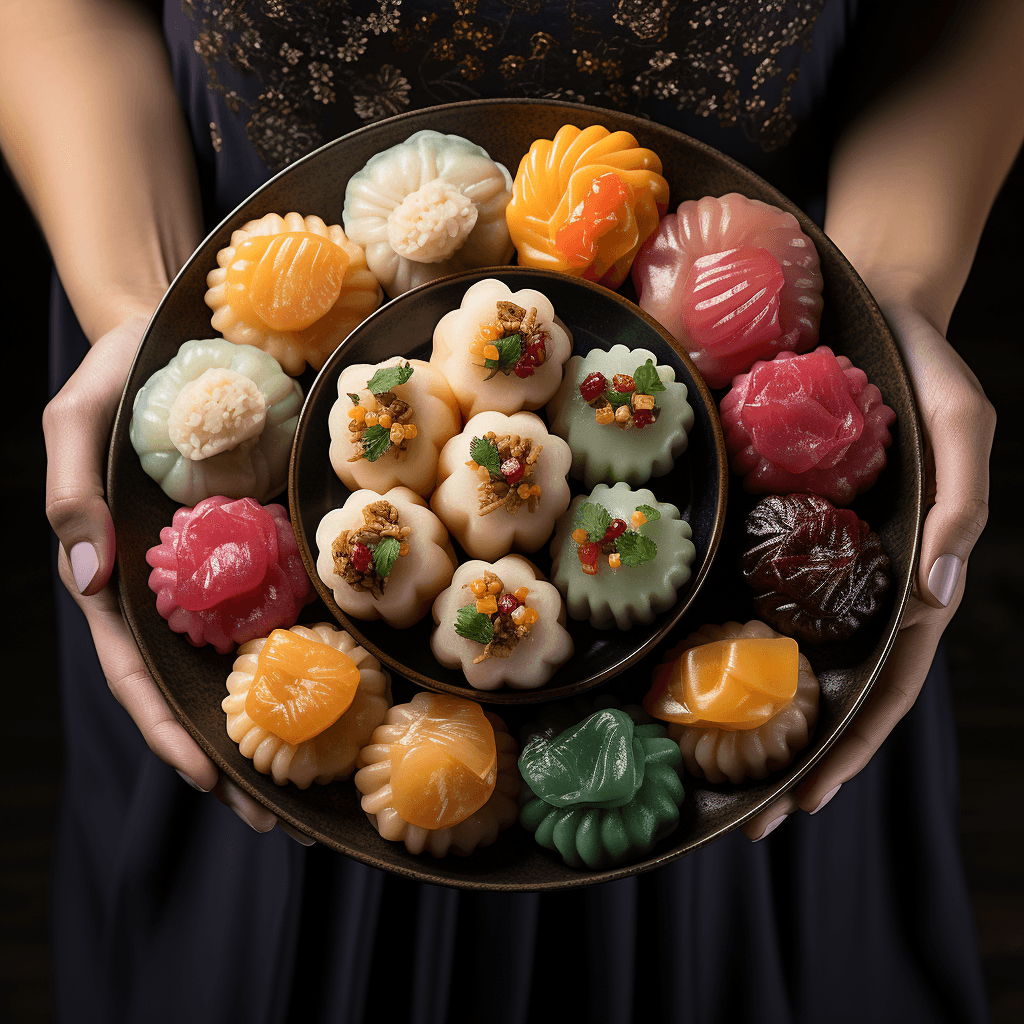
[[182, 0, 824, 171]]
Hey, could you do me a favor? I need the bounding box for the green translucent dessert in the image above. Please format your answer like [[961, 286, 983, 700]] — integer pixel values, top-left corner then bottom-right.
[[519, 697, 684, 869], [546, 344, 694, 488], [549, 482, 696, 630]]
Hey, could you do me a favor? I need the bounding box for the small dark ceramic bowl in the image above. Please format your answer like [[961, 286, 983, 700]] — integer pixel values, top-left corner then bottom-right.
[[291, 266, 727, 705], [108, 99, 923, 890]]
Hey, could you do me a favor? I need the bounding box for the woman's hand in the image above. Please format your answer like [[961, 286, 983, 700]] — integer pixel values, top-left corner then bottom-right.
[[743, 300, 996, 840], [43, 313, 297, 840]]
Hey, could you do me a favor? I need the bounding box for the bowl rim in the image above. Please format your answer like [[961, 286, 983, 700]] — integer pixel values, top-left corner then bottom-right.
[[289, 265, 729, 704]]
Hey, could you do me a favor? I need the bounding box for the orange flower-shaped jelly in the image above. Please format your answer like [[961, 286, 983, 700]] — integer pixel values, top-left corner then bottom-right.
[[244, 628, 361, 745], [232, 231, 350, 332], [506, 124, 669, 289], [205, 212, 383, 376], [644, 637, 799, 730], [388, 694, 497, 830]]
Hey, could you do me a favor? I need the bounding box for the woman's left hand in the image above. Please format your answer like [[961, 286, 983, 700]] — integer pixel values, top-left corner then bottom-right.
[[743, 299, 996, 840]]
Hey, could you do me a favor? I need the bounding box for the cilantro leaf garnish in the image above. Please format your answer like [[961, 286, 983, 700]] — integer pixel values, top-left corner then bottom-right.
[[469, 435, 502, 477], [348, 393, 361, 405], [455, 604, 495, 645], [372, 536, 401, 578], [614, 530, 658, 568], [359, 424, 393, 462], [604, 389, 634, 407], [484, 333, 522, 372], [573, 501, 612, 542], [367, 363, 414, 395], [635, 504, 661, 522], [632, 360, 666, 396]]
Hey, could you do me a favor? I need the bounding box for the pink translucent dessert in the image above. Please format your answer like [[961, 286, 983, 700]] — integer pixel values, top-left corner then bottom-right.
[[631, 193, 824, 388], [146, 495, 312, 653], [720, 347, 896, 506]]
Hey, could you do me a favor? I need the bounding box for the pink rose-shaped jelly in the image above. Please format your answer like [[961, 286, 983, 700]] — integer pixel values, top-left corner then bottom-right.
[[632, 194, 823, 389], [720, 347, 896, 506], [147, 496, 312, 653]]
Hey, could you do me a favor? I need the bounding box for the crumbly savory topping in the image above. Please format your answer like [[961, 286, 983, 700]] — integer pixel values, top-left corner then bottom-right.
[[454, 570, 539, 664], [346, 363, 418, 463], [468, 301, 549, 380], [331, 500, 411, 598], [465, 431, 543, 516], [578, 359, 666, 431]]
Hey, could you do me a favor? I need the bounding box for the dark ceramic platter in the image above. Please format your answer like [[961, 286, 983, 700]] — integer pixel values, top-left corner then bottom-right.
[[108, 100, 923, 891], [291, 266, 727, 705]]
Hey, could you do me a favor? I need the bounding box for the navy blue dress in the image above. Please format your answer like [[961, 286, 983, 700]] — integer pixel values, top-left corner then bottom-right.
[[50, 3, 989, 1021]]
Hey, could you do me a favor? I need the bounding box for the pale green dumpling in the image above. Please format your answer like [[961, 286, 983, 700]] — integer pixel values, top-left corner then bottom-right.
[[550, 482, 696, 630], [130, 338, 303, 505], [546, 344, 694, 488]]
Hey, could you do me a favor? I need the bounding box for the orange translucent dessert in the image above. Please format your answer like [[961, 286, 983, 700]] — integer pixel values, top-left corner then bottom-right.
[[205, 212, 383, 376], [354, 692, 519, 856], [506, 124, 669, 289], [645, 621, 819, 784], [645, 637, 799, 730], [223, 623, 391, 788]]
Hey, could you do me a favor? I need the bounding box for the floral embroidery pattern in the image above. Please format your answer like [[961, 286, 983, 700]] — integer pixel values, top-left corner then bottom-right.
[[183, 0, 824, 172]]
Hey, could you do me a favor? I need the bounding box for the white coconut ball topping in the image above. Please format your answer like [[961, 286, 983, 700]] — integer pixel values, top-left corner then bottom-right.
[[167, 367, 267, 461], [386, 178, 479, 263]]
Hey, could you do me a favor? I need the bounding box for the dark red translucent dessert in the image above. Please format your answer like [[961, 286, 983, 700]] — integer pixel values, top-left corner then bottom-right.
[[146, 495, 312, 654], [720, 346, 896, 506], [740, 493, 891, 643]]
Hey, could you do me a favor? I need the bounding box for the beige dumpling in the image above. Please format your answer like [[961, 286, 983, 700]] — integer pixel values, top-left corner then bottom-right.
[[430, 554, 574, 691], [663, 620, 820, 784], [222, 622, 391, 788], [431, 410, 572, 561], [316, 487, 457, 630], [205, 212, 382, 376], [329, 357, 461, 499], [353, 692, 519, 857], [429, 278, 573, 418]]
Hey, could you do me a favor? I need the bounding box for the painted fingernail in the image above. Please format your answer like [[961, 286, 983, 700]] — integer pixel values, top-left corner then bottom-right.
[[70, 541, 99, 593], [927, 553, 962, 607], [278, 821, 315, 847], [176, 770, 209, 790], [754, 813, 788, 842], [810, 784, 841, 814]]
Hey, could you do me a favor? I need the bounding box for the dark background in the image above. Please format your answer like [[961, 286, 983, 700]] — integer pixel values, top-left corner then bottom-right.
[[3, 153, 1021, 1021]]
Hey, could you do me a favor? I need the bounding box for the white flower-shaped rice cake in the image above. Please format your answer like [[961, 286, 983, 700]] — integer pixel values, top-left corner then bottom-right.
[[429, 278, 573, 418], [431, 554, 574, 690], [316, 487, 457, 630], [431, 410, 572, 561]]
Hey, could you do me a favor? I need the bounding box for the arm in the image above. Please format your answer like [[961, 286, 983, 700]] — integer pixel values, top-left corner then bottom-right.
[[744, 0, 1021, 837], [0, 0, 281, 833]]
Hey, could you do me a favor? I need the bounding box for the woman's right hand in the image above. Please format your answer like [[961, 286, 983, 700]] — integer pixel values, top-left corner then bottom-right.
[[42, 313, 290, 838]]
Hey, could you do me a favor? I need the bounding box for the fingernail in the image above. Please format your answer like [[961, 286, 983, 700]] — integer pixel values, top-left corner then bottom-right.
[[278, 821, 315, 847], [175, 769, 210, 793], [810, 784, 841, 814], [230, 805, 265, 833], [927, 553, 962, 607], [754, 813, 788, 842], [70, 541, 99, 593]]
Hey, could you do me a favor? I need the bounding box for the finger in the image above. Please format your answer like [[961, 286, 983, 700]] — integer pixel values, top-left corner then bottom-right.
[[882, 306, 995, 609], [794, 610, 946, 811], [278, 821, 316, 847], [742, 794, 798, 842], [44, 314, 149, 596], [215, 776, 278, 834], [69, 550, 219, 792]]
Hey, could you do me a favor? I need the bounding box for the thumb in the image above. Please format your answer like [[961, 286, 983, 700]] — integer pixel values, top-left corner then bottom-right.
[[44, 314, 149, 596], [880, 304, 996, 608]]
